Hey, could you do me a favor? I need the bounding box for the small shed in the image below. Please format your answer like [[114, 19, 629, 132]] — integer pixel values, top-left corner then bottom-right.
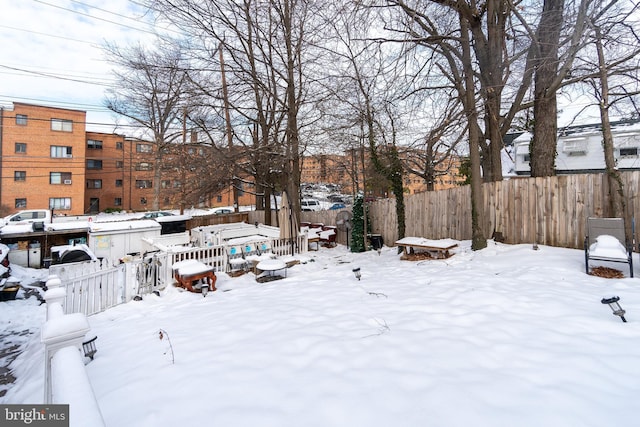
[[88, 220, 162, 265]]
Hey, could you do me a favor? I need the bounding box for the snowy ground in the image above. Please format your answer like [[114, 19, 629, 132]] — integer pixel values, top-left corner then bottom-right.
[[2, 241, 640, 426]]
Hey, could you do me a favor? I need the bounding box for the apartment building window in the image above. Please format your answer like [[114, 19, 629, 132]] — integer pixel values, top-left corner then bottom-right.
[[87, 179, 102, 189], [136, 162, 153, 171], [161, 180, 171, 188], [173, 180, 182, 188], [87, 139, 103, 149], [140, 197, 147, 205], [620, 147, 638, 158], [49, 197, 71, 210], [216, 195, 222, 203], [51, 118, 73, 132], [115, 160, 123, 168], [115, 179, 123, 187], [14, 171, 26, 181], [87, 159, 103, 169], [114, 197, 122, 206], [15, 143, 26, 153], [50, 172, 72, 185], [136, 180, 152, 189], [116, 141, 123, 150], [16, 114, 27, 125], [51, 146, 73, 158], [15, 198, 26, 208], [136, 143, 152, 153]]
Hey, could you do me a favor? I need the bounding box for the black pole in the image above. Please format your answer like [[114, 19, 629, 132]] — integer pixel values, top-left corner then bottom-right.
[[287, 190, 295, 256]]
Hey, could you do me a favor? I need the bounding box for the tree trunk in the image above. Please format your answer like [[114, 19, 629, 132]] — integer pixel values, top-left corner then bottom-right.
[[283, 0, 301, 225], [594, 26, 625, 221], [461, 14, 486, 250], [530, 0, 564, 177]]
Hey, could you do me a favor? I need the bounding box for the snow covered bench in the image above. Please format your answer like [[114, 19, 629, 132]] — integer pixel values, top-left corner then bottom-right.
[[395, 237, 458, 259], [172, 259, 217, 293]]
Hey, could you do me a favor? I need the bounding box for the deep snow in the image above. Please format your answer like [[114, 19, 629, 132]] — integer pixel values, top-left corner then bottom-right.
[[2, 241, 640, 427]]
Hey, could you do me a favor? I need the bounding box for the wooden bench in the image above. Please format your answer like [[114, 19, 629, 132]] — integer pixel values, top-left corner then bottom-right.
[[173, 260, 217, 293], [395, 237, 458, 260]]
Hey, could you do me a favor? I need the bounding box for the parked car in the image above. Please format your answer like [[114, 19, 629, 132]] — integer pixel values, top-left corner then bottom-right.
[[301, 199, 322, 212], [329, 203, 346, 210], [212, 208, 233, 215], [142, 211, 174, 219], [0, 209, 51, 227]]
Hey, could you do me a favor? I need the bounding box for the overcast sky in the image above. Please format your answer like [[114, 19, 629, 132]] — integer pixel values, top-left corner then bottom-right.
[[0, 0, 608, 137], [0, 0, 164, 133]]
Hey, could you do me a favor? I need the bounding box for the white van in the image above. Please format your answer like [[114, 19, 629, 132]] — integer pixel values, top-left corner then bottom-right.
[[301, 199, 322, 212], [1, 209, 51, 227]]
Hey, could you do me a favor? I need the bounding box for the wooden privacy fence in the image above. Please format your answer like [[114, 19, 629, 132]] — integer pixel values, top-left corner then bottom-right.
[[249, 210, 352, 246], [368, 172, 640, 250]]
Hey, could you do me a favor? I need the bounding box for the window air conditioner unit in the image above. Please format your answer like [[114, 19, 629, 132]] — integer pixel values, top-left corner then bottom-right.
[[563, 139, 587, 155], [63, 179, 72, 185]]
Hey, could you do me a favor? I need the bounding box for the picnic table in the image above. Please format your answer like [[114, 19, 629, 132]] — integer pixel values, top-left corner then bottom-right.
[[173, 260, 217, 293], [395, 237, 458, 259]]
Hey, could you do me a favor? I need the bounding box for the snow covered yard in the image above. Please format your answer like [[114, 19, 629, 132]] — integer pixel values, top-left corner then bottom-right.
[[3, 242, 640, 426]]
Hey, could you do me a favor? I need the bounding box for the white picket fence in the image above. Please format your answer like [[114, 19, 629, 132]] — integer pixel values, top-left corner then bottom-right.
[[47, 235, 309, 316], [156, 235, 308, 288], [49, 263, 127, 316]]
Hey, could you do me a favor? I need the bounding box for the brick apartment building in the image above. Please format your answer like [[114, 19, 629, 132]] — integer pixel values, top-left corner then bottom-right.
[[301, 149, 465, 196], [0, 103, 88, 215], [0, 102, 245, 216], [0, 102, 464, 216]]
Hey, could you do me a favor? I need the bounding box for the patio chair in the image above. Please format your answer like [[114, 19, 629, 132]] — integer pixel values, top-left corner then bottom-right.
[[584, 217, 633, 277], [226, 245, 247, 275], [257, 241, 277, 259], [245, 241, 277, 264]]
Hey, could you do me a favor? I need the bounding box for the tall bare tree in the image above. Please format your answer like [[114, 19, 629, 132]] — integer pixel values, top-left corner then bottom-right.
[[318, 3, 411, 242], [149, 0, 320, 225], [575, 2, 640, 228], [105, 42, 191, 210]]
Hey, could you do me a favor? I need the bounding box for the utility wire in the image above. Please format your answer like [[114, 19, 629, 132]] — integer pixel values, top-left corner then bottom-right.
[[0, 65, 113, 87], [0, 24, 97, 45], [32, 0, 163, 37]]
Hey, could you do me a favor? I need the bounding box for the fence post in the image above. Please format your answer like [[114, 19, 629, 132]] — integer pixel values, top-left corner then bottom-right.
[[41, 311, 90, 404]]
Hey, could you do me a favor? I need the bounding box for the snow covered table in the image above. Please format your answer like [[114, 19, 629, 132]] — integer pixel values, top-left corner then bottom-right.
[[173, 260, 217, 293], [395, 237, 458, 259], [255, 259, 288, 282]]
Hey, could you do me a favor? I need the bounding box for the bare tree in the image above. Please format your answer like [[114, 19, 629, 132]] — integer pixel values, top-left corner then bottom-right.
[[460, 12, 487, 250], [105, 42, 191, 210], [403, 98, 466, 192], [576, 2, 640, 227], [149, 0, 321, 224], [318, 3, 410, 242]]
